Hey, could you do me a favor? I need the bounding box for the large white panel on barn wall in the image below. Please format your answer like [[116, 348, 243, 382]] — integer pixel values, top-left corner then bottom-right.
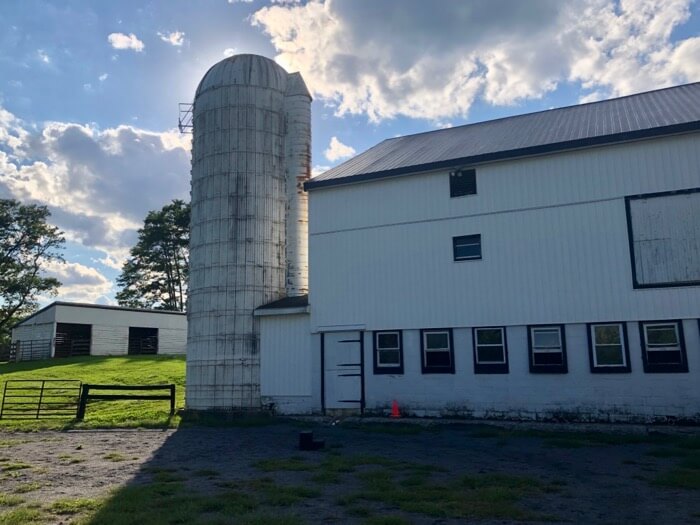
[[628, 191, 700, 286], [12, 323, 54, 344], [91, 325, 128, 356], [309, 134, 700, 331], [260, 314, 311, 396]]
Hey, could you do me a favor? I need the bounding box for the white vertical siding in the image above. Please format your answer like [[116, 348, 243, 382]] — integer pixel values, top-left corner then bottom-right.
[[91, 325, 128, 356], [309, 134, 700, 330], [260, 314, 312, 396]]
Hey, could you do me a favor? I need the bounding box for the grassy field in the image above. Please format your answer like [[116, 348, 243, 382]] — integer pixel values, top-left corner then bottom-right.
[[0, 356, 185, 431]]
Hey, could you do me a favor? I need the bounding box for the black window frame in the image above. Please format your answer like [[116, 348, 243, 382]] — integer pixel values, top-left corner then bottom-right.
[[472, 327, 509, 374], [372, 330, 404, 375], [527, 324, 568, 374], [639, 320, 688, 373], [449, 168, 477, 198], [453, 234, 482, 261], [586, 322, 631, 373], [625, 187, 700, 289], [420, 328, 455, 374]]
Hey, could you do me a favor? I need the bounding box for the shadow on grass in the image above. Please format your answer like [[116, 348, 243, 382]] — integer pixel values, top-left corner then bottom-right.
[[75, 424, 309, 525]]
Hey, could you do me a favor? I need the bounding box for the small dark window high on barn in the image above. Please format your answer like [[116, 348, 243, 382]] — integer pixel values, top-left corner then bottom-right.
[[453, 234, 481, 261], [55, 323, 92, 358], [449, 168, 476, 197], [128, 327, 159, 355]]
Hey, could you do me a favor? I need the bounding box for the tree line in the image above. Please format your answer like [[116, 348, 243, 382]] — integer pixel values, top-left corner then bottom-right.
[[0, 198, 190, 347]]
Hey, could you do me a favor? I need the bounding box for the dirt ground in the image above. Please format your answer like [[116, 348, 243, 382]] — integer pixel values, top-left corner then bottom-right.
[[1, 419, 699, 524]]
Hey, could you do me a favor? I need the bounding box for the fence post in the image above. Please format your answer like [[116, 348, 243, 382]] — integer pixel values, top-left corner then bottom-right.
[[0, 382, 8, 419], [76, 384, 90, 420], [170, 385, 176, 415], [36, 380, 46, 419]]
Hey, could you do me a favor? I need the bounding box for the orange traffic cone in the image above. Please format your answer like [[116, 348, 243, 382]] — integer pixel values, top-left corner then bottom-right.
[[390, 400, 400, 418]]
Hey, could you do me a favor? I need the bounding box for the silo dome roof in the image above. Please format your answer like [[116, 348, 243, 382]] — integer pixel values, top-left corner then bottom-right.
[[195, 54, 290, 97]]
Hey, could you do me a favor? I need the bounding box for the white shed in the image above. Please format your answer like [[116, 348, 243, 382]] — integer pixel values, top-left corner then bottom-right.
[[11, 302, 187, 360]]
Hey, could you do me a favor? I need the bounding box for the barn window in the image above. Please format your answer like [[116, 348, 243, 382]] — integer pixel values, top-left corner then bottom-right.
[[128, 327, 159, 355], [473, 327, 508, 374], [528, 325, 567, 373], [626, 188, 700, 288], [373, 331, 403, 374], [450, 168, 476, 197], [453, 234, 482, 261], [421, 329, 455, 374], [588, 323, 630, 373], [640, 321, 688, 373]]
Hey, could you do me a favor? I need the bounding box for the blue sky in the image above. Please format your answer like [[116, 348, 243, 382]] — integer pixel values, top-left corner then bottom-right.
[[0, 0, 698, 304]]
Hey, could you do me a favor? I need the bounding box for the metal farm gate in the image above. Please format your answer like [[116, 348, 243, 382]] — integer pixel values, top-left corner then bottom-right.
[[0, 380, 82, 419]]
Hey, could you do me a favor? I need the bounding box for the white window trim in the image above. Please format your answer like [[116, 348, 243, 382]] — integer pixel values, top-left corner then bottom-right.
[[474, 327, 506, 364], [531, 327, 563, 355], [422, 330, 452, 367], [590, 323, 627, 368], [643, 323, 681, 353], [375, 331, 401, 368]]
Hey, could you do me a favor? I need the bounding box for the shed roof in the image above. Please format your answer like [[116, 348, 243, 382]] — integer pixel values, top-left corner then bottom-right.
[[305, 82, 700, 191], [255, 295, 309, 311], [13, 301, 186, 328]]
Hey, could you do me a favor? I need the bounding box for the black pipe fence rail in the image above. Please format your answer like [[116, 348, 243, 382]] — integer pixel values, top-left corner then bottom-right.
[[10, 340, 52, 362], [76, 384, 176, 420], [0, 380, 82, 419]]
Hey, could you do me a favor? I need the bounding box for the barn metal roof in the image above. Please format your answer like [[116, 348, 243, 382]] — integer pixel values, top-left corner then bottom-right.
[[13, 301, 186, 328], [305, 82, 700, 191]]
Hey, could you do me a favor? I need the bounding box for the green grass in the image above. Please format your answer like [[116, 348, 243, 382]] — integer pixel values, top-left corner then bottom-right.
[[0, 507, 44, 525], [343, 468, 556, 521], [49, 498, 101, 515], [0, 495, 24, 507], [103, 453, 127, 462], [78, 480, 306, 525], [0, 355, 185, 430], [12, 483, 41, 495], [0, 463, 32, 472]]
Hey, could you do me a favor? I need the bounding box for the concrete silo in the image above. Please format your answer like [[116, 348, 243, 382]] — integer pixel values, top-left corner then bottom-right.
[[186, 54, 311, 409]]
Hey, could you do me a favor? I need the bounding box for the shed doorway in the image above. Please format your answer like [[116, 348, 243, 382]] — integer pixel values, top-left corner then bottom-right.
[[322, 331, 364, 415], [54, 323, 91, 358], [128, 327, 159, 355]]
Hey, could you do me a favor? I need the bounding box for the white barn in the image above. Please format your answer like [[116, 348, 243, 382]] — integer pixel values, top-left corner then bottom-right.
[[258, 83, 700, 423], [11, 302, 187, 360]]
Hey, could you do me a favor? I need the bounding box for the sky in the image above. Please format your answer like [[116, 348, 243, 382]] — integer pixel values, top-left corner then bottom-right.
[[0, 0, 699, 306]]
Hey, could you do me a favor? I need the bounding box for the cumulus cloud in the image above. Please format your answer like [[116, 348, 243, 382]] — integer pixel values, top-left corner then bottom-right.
[[107, 32, 145, 52], [0, 105, 191, 272], [223, 48, 237, 57], [98, 73, 108, 82], [158, 31, 185, 47], [252, 0, 700, 122], [40, 260, 113, 304], [324, 136, 355, 162]]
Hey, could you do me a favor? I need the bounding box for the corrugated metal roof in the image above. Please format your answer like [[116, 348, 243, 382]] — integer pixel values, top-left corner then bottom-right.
[[13, 301, 186, 328], [306, 82, 700, 190]]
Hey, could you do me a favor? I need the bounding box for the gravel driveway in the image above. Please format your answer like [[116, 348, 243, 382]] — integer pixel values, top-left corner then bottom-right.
[[0, 419, 699, 524]]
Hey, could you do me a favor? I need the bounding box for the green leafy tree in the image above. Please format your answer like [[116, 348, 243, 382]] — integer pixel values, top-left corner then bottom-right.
[[0, 199, 64, 345], [116, 200, 189, 311]]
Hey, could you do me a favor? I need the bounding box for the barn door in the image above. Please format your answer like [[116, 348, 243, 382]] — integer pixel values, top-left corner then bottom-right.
[[322, 331, 364, 414]]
